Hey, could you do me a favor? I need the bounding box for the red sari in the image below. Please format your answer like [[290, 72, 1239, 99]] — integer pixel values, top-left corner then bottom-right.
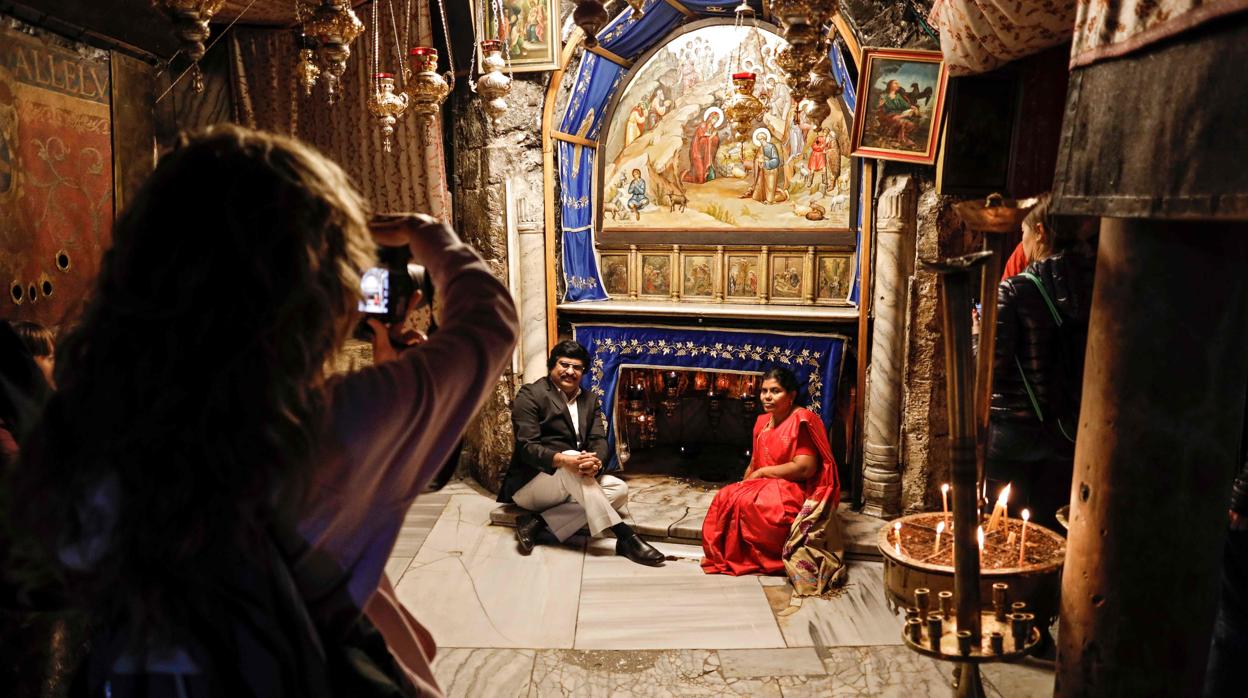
[[701, 408, 840, 575]]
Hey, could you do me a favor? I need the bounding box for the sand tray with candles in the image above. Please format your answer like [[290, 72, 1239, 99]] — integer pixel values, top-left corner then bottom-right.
[[877, 512, 1067, 624]]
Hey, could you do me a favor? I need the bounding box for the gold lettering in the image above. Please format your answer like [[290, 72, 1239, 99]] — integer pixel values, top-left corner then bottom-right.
[[64, 60, 80, 94], [34, 49, 51, 85], [48, 55, 66, 89], [76, 63, 92, 98], [89, 67, 107, 100], [13, 48, 32, 83]]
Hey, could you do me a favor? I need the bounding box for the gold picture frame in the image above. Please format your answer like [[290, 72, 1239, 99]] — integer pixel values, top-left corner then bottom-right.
[[474, 0, 561, 73], [680, 250, 716, 299], [600, 253, 631, 296], [768, 253, 806, 303], [723, 253, 762, 302], [815, 253, 854, 305], [849, 47, 949, 166], [638, 252, 673, 298]]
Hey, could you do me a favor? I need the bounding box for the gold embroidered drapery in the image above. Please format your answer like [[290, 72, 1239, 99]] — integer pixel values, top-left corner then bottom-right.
[[227, 4, 450, 217]]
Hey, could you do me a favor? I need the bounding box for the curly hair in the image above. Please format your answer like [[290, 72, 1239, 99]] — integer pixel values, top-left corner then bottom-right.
[[9, 125, 375, 640]]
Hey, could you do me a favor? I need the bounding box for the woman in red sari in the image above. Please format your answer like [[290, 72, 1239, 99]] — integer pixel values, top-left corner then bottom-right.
[[702, 367, 841, 575]]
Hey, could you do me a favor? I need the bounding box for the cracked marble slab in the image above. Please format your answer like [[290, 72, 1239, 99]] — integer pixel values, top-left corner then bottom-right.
[[576, 540, 784, 650], [768, 561, 904, 647], [529, 649, 783, 697], [395, 493, 585, 648], [981, 656, 1055, 697], [717, 647, 826, 678], [778, 645, 950, 697], [432, 648, 536, 697]]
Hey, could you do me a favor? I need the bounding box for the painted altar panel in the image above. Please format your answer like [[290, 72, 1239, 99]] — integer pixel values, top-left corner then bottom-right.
[[0, 23, 113, 325], [598, 23, 854, 240]]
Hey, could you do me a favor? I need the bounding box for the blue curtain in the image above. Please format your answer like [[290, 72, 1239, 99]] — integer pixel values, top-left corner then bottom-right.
[[573, 323, 847, 469]]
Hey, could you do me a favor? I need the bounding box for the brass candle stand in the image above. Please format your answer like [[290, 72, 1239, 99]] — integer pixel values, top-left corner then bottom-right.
[[894, 251, 1045, 697]]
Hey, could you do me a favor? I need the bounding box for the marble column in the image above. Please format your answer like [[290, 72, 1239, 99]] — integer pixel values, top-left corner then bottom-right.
[[861, 175, 916, 518], [1056, 220, 1248, 696]]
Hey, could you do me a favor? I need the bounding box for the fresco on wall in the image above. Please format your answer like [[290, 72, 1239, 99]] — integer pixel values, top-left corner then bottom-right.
[[478, 0, 560, 72], [600, 25, 853, 234], [0, 24, 113, 324]]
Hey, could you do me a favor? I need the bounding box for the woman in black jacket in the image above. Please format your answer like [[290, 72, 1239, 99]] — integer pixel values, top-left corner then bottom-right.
[[986, 196, 1095, 530]]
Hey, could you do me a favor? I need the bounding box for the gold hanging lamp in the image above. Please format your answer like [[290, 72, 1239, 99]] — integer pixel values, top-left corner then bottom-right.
[[573, 0, 610, 48], [152, 0, 227, 93], [294, 32, 322, 96], [299, 0, 365, 105]]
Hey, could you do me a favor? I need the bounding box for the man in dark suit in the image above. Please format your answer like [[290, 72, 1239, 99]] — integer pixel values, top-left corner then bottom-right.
[[498, 340, 664, 565]]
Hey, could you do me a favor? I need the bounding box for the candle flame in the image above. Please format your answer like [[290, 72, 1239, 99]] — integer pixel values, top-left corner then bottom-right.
[[977, 525, 985, 550], [1022, 508, 1030, 522], [997, 483, 1012, 506], [894, 522, 901, 532], [936, 521, 945, 534], [941, 483, 949, 494]]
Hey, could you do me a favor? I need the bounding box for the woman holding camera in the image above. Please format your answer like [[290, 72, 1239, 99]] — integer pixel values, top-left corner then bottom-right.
[[6, 125, 517, 696]]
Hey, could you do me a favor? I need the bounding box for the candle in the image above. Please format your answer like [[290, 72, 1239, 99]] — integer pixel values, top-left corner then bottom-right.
[[894, 521, 902, 555], [933, 521, 945, 555], [1018, 509, 1030, 566], [978, 525, 985, 564], [987, 483, 1012, 533], [941, 483, 950, 526]]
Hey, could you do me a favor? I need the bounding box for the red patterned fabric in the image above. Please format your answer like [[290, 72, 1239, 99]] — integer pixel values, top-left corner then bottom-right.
[[928, 0, 1076, 76], [701, 408, 839, 576], [1070, 0, 1248, 67]]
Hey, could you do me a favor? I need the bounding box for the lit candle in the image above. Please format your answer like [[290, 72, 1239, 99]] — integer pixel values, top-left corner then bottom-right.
[[941, 483, 950, 526], [987, 483, 1012, 533], [978, 525, 985, 561], [1018, 509, 1030, 566], [894, 521, 902, 555], [933, 521, 945, 555]]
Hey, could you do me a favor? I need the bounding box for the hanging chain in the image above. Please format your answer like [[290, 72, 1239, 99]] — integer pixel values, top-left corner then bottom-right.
[[491, 0, 512, 80], [371, 0, 381, 90], [435, 0, 456, 79]]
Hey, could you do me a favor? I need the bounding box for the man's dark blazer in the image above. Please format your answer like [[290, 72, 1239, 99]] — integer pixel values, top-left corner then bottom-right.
[[497, 376, 610, 503]]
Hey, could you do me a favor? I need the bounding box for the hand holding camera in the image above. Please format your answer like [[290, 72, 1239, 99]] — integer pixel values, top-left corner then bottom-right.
[[358, 213, 441, 360]]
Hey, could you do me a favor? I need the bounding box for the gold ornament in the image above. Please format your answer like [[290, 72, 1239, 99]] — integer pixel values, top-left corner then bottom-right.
[[475, 40, 512, 122], [405, 47, 450, 126], [152, 0, 227, 93], [300, 0, 365, 105], [294, 33, 321, 96], [802, 54, 842, 126], [573, 0, 610, 48], [626, 0, 646, 17], [368, 73, 410, 152], [725, 72, 766, 142]]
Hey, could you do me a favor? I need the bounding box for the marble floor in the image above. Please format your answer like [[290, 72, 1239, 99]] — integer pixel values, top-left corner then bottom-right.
[[391, 478, 1056, 697]]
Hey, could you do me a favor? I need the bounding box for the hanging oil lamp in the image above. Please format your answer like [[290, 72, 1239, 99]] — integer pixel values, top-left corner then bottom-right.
[[626, 0, 645, 17], [294, 32, 321, 96], [153, 0, 227, 93], [367, 73, 410, 152], [802, 52, 842, 126], [301, 0, 365, 105], [405, 47, 450, 126], [475, 40, 512, 122], [725, 72, 766, 142], [573, 0, 610, 48]]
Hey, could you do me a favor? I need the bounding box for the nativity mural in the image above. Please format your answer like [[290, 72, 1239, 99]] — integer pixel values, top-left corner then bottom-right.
[[598, 24, 854, 236]]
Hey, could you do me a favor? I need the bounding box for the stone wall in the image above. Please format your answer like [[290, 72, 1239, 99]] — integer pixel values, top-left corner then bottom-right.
[[451, 73, 550, 492], [894, 170, 978, 513]]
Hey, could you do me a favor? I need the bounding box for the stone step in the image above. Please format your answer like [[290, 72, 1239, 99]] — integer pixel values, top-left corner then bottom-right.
[[489, 503, 886, 561]]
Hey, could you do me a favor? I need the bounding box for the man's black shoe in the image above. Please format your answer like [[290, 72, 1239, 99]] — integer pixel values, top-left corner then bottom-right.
[[515, 513, 544, 555], [616, 534, 665, 566]]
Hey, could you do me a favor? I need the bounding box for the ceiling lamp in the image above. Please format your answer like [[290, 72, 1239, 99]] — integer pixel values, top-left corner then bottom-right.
[[801, 53, 842, 126], [573, 0, 610, 48], [299, 0, 365, 105], [475, 40, 512, 122], [294, 32, 322, 96], [153, 0, 227, 93], [725, 72, 766, 142], [405, 47, 450, 127]]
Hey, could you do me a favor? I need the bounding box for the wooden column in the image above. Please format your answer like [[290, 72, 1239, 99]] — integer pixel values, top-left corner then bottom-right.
[[1056, 219, 1248, 696]]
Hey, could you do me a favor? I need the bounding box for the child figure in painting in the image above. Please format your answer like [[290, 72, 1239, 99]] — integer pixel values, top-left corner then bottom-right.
[[627, 168, 649, 220]]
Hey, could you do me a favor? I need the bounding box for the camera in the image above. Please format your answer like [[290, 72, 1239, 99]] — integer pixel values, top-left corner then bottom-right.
[[357, 245, 434, 332]]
